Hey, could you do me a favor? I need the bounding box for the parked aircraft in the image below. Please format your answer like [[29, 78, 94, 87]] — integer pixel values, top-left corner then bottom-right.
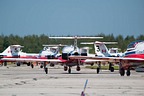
[[80, 41, 123, 73], [119, 40, 144, 75], [2, 39, 143, 76], [38, 44, 66, 67], [0, 36, 103, 74], [0, 45, 39, 66], [48, 36, 103, 73], [80, 47, 95, 57], [39, 44, 66, 59], [124, 40, 144, 57], [81, 41, 123, 57], [71, 40, 144, 76]]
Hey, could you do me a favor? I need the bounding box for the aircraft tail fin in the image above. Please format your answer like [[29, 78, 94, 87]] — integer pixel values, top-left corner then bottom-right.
[[94, 41, 111, 57], [1, 45, 23, 56], [1, 46, 11, 54], [81, 41, 117, 57]]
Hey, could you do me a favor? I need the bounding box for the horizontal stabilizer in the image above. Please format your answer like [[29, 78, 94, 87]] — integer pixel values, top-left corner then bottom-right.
[[43, 44, 67, 47], [81, 41, 118, 45], [10, 45, 24, 48], [49, 36, 103, 39]]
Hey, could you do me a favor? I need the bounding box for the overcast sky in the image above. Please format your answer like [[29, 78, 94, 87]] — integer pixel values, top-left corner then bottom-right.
[[0, 0, 144, 37]]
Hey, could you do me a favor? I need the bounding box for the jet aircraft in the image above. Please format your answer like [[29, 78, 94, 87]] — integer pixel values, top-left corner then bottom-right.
[[38, 44, 66, 67], [81, 41, 123, 57], [0, 45, 39, 66], [0, 36, 103, 74], [70, 40, 144, 76], [2, 39, 143, 76], [48, 36, 103, 73]]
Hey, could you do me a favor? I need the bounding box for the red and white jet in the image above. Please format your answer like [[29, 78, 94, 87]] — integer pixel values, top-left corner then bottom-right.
[[81, 41, 123, 57], [71, 40, 144, 76], [0, 36, 103, 74], [0, 45, 39, 66], [48, 36, 103, 73]]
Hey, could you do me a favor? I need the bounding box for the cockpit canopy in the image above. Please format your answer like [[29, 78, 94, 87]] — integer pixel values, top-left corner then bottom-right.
[[127, 40, 143, 49]]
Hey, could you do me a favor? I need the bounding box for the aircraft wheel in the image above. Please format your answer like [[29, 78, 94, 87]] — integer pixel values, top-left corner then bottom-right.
[[120, 68, 125, 76], [27, 62, 31, 66], [76, 66, 81, 71], [110, 67, 114, 72], [50, 63, 55, 67], [126, 69, 131, 76], [45, 68, 48, 74], [40, 65, 43, 68], [31, 64, 34, 68], [64, 66, 68, 71], [17, 62, 21, 66], [97, 68, 100, 74], [68, 67, 71, 74]]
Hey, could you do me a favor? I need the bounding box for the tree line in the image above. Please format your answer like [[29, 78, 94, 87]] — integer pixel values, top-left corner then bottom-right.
[[0, 34, 144, 53]]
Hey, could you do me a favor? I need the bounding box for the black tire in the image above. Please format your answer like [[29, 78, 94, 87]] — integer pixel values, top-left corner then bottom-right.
[[17, 62, 21, 66], [76, 66, 81, 71], [126, 70, 131, 76], [27, 62, 31, 66], [110, 67, 114, 72], [40, 65, 43, 68], [45, 68, 48, 74], [68, 67, 71, 74], [120, 68, 125, 76], [64, 66, 68, 71], [31, 64, 34, 68], [97, 68, 100, 74]]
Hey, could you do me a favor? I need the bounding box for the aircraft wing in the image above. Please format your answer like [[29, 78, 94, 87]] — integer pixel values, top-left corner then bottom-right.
[[69, 56, 144, 62], [116, 57, 144, 61], [69, 56, 113, 61], [2, 55, 144, 65], [83, 59, 109, 63], [49, 36, 103, 39], [1, 57, 63, 62]]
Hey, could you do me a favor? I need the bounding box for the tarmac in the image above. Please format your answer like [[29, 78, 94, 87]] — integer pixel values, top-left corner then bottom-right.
[[0, 64, 144, 96]]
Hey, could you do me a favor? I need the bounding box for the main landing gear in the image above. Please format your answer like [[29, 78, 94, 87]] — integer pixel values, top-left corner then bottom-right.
[[43, 62, 48, 74], [119, 67, 131, 76], [44, 67, 48, 74], [64, 66, 81, 74], [97, 67, 100, 74], [68, 66, 71, 74], [109, 63, 114, 72], [31, 63, 34, 69], [64, 66, 71, 74], [96, 62, 101, 74], [96, 62, 115, 74], [119, 60, 131, 76]]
